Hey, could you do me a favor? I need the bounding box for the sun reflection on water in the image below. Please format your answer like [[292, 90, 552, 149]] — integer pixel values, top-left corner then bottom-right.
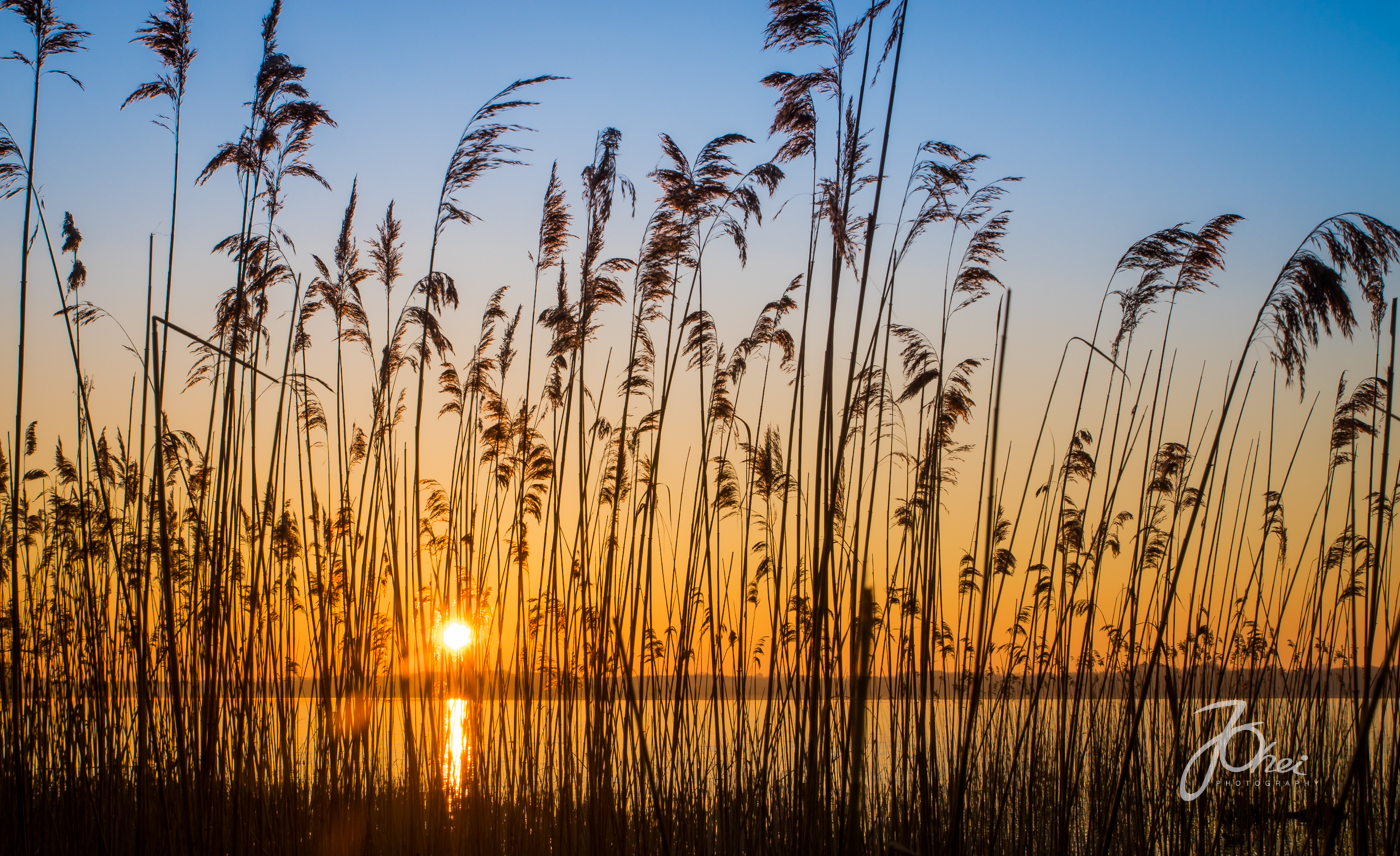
[[443, 698, 472, 792]]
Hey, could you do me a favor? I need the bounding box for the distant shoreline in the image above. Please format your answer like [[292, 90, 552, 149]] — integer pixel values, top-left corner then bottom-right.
[[38, 666, 1395, 700]]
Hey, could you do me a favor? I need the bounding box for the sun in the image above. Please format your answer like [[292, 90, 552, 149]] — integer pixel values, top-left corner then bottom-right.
[[441, 622, 473, 652]]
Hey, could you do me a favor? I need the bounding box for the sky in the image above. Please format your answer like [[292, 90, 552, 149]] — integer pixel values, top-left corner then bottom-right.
[[0, 0, 1398, 527]]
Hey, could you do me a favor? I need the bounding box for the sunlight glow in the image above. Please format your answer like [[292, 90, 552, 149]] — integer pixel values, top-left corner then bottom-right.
[[441, 622, 473, 652]]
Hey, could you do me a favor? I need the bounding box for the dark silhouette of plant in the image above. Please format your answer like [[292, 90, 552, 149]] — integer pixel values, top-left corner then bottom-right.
[[1, 3, 86, 816]]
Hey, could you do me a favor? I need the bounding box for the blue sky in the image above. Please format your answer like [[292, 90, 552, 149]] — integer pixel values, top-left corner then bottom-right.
[[1, 0, 1398, 432]]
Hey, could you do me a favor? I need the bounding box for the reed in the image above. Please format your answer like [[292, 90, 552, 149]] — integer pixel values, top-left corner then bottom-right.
[[1, 2, 1398, 855], [1, 3, 86, 852]]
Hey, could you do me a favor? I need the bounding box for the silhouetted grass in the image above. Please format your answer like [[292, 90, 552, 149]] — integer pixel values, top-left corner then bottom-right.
[[2, 1, 1399, 855]]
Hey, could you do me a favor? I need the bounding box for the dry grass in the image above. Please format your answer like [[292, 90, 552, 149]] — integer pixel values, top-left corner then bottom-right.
[[2, 1, 1399, 855]]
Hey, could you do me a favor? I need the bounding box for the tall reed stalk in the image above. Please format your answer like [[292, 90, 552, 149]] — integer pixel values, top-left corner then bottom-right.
[[2, 3, 1398, 856]]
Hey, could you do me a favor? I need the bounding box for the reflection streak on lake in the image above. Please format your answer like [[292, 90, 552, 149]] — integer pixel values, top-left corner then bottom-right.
[[443, 698, 471, 792]]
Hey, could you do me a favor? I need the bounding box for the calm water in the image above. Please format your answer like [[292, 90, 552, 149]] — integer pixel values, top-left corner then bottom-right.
[[347, 694, 1381, 796]]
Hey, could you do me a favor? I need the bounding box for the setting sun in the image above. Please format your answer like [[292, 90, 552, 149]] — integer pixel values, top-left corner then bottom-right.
[[441, 622, 473, 652]]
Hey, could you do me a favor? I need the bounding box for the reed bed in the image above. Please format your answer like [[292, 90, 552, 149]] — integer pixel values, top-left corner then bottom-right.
[[2, 1, 1398, 854]]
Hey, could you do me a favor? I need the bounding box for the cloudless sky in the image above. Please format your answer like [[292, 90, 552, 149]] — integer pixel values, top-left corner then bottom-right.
[[1, 0, 1398, 451]]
